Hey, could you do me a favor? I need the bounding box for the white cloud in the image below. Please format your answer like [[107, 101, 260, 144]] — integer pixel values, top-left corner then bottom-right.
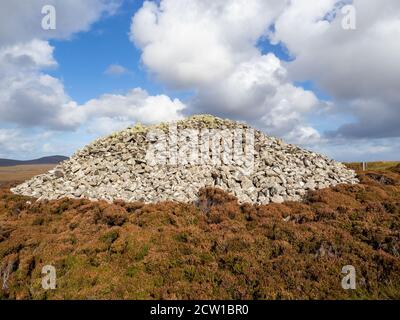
[[0, 39, 57, 74], [0, 84, 187, 158], [0, 128, 54, 159], [130, 0, 286, 88], [130, 0, 320, 142], [104, 64, 128, 76], [309, 136, 400, 162], [273, 0, 400, 100], [271, 0, 400, 139], [69, 88, 186, 134], [191, 53, 320, 139], [130, 0, 400, 163], [0, 0, 185, 137], [0, 0, 120, 46], [0, 0, 124, 132], [0, 39, 75, 130], [0, 0, 188, 158], [0, 129, 24, 157], [285, 126, 322, 146], [0, 39, 186, 136]]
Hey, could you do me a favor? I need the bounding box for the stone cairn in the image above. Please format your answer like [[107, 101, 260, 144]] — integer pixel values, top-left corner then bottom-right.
[[11, 115, 358, 204]]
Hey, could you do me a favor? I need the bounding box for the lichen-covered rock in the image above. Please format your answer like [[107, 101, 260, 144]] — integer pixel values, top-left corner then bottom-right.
[[11, 115, 358, 204]]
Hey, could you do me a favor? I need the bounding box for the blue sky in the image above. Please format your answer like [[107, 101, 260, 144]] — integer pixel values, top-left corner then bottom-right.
[[0, 0, 399, 162], [48, 0, 198, 105], [49, 0, 155, 104], [46, 0, 331, 110]]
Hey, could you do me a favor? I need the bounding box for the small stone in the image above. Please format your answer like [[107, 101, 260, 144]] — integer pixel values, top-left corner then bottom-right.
[[271, 195, 284, 204], [54, 170, 64, 178]]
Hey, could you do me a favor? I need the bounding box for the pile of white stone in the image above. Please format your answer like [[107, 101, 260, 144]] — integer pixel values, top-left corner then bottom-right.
[[11, 115, 358, 204]]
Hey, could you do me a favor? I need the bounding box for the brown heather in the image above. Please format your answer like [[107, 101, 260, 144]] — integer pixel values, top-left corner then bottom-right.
[[0, 167, 399, 300]]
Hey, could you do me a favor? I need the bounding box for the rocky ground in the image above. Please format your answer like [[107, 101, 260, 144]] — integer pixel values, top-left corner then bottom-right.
[[11, 115, 358, 205], [0, 166, 399, 300]]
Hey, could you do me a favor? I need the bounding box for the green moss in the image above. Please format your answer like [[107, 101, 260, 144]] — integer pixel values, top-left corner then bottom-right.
[[32, 217, 45, 226], [183, 265, 196, 282], [134, 244, 149, 261], [126, 265, 140, 277], [100, 230, 119, 245], [199, 252, 214, 264], [174, 232, 189, 243], [130, 122, 147, 133]]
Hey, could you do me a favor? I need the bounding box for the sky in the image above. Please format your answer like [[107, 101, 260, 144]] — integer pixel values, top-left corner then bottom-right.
[[0, 0, 399, 162]]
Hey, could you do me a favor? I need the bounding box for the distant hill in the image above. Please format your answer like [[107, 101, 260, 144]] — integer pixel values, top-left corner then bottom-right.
[[0, 155, 68, 167]]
